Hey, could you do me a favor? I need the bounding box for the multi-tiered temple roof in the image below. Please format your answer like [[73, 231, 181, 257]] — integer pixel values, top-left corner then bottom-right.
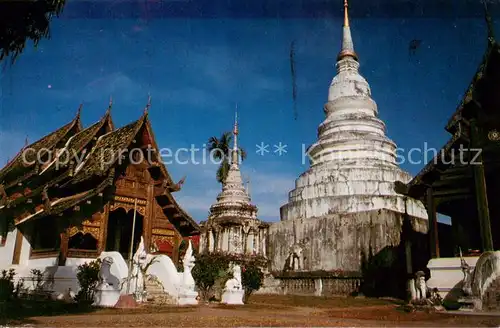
[[0, 102, 199, 236]]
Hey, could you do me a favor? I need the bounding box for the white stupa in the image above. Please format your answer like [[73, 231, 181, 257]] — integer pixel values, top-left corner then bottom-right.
[[280, 1, 426, 221], [268, 0, 427, 274]]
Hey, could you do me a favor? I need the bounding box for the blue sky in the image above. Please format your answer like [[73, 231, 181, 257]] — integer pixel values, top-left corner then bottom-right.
[[0, 0, 496, 223]]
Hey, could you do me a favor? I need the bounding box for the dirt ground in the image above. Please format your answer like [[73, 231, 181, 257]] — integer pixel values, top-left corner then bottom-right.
[[4, 294, 500, 327]]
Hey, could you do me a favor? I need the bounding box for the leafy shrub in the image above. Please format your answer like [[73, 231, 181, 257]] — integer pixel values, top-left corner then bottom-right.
[[192, 253, 231, 302], [241, 262, 264, 303], [75, 259, 101, 304]]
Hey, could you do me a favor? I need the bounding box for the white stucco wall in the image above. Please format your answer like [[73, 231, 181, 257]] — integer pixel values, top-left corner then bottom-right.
[[269, 209, 428, 273], [0, 229, 16, 269]]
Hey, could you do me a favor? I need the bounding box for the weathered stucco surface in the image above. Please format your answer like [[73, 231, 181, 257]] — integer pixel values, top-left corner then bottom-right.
[[281, 166, 426, 221], [269, 209, 427, 273]]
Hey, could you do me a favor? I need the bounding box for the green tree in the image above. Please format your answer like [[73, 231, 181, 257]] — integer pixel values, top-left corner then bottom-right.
[[75, 259, 101, 304], [0, 0, 66, 63], [207, 132, 247, 184]]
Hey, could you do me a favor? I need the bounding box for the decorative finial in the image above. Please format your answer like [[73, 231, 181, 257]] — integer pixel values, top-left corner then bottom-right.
[[232, 103, 239, 165], [233, 104, 238, 136], [104, 96, 112, 115], [337, 0, 358, 62], [344, 0, 349, 27], [24, 136, 29, 147], [144, 94, 151, 115]]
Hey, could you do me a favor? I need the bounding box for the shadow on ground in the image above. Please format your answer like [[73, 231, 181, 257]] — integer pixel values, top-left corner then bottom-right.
[[0, 299, 97, 325]]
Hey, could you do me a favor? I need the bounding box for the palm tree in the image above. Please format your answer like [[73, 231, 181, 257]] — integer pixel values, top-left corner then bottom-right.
[[207, 132, 247, 184]]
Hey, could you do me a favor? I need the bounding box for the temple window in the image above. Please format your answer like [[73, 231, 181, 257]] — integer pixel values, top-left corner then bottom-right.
[[68, 232, 98, 250], [32, 219, 60, 251]]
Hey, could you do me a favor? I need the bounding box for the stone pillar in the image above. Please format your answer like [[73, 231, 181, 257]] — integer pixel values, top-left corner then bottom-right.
[[222, 228, 229, 252], [426, 187, 439, 258], [199, 233, 205, 253], [216, 230, 221, 251], [470, 119, 493, 251], [208, 230, 215, 253], [214, 231, 219, 252], [261, 230, 267, 257], [254, 232, 260, 255], [246, 232, 254, 254], [235, 226, 243, 254], [228, 227, 233, 253]]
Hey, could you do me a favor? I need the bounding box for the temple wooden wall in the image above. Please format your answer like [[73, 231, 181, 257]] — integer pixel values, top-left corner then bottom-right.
[[28, 162, 182, 263]]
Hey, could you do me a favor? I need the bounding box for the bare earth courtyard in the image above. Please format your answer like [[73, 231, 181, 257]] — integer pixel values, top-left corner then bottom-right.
[[2, 295, 499, 327]]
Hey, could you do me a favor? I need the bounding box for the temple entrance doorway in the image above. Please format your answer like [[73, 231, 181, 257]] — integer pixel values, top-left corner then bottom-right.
[[105, 207, 144, 261]]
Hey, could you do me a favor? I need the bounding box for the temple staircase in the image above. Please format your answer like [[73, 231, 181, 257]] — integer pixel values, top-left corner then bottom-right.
[[144, 276, 177, 305], [458, 296, 482, 311]]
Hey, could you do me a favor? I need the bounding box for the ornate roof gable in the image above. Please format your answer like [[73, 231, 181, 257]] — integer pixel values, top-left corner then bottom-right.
[[0, 108, 82, 184], [40, 110, 114, 176], [68, 113, 147, 185]]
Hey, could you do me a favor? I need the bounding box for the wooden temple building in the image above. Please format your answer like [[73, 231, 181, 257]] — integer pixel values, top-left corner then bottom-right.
[[0, 101, 200, 267], [395, 10, 500, 259]]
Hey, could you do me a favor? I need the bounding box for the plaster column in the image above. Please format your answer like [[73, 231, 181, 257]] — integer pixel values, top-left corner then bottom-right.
[[246, 232, 254, 254], [199, 233, 205, 253], [228, 227, 233, 253], [215, 230, 221, 251], [222, 228, 229, 252], [254, 232, 260, 255], [208, 230, 215, 253], [218, 230, 223, 252], [235, 226, 243, 254], [216, 230, 221, 251], [261, 229, 267, 257]]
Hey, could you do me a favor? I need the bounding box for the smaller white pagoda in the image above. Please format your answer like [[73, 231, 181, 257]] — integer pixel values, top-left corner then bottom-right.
[[199, 113, 268, 256]]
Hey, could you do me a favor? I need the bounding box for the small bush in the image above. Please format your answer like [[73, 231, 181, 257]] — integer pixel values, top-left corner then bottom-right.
[[241, 263, 264, 303], [192, 253, 231, 302], [75, 259, 101, 304]]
